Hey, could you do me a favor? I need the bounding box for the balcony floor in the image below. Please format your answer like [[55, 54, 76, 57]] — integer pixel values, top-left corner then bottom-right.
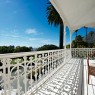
[[32, 58, 82, 95]]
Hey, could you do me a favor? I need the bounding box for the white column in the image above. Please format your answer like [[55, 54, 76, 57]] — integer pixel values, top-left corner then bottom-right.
[[70, 31, 72, 58], [64, 25, 66, 63]]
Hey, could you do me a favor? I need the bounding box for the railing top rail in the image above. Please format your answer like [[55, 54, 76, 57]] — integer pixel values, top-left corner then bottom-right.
[[0, 49, 64, 59], [72, 48, 95, 49]]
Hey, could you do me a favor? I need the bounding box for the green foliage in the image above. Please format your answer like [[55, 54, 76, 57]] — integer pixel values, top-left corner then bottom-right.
[[66, 44, 70, 48], [0, 46, 32, 54], [14, 46, 32, 53], [0, 45, 14, 53], [72, 35, 88, 48], [72, 33, 95, 48], [75, 35, 83, 42], [37, 44, 59, 51], [72, 40, 77, 48]]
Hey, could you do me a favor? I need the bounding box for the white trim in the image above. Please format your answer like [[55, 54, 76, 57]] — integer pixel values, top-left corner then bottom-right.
[[50, 0, 95, 32], [64, 24, 66, 63], [70, 31, 72, 58]]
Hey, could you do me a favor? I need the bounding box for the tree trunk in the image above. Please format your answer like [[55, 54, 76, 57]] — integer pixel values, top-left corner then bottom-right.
[[76, 32, 77, 38], [59, 23, 64, 49], [86, 27, 87, 42]]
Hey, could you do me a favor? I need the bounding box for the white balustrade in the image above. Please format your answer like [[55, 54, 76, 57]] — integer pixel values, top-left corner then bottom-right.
[[72, 48, 95, 58], [0, 49, 71, 95]]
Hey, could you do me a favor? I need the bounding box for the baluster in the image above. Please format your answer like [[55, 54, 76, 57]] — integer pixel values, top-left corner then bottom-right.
[[58, 50, 60, 65], [53, 52, 55, 68], [75, 49, 76, 57], [23, 56, 27, 95], [16, 59, 20, 95], [37, 55, 40, 80], [86, 48, 88, 58], [91, 49, 92, 58], [30, 57, 33, 94], [54, 52, 56, 68], [88, 48, 89, 57], [48, 52, 50, 74], [29, 56, 33, 94], [61, 50, 63, 63], [35, 54, 38, 89], [7, 59, 11, 95], [42, 53, 45, 75], [2, 59, 7, 95], [50, 52, 52, 71], [52, 52, 53, 70], [39, 54, 42, 76], [43, 54, 46, 75], [56, 51, 58, 67], [46, 54, 48, 74]]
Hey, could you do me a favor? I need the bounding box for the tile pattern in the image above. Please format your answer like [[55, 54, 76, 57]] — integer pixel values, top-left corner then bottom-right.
[[33, 59, 82, 95]]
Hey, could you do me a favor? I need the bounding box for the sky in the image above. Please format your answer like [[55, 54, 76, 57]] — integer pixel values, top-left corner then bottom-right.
[[0, 0, 95, 48]]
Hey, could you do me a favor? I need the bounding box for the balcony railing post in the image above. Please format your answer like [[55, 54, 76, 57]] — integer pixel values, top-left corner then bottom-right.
[[17, 59, 20, 95], [30, 57, 33, 94], [7, 59, 11, 95], [23, 56, 27, 95], [70, 31, 72, 58], [1, 59, 7, 95], [64, 24, 66, 63], [35, 54, 38, 91], [48, 52, 50, 74]]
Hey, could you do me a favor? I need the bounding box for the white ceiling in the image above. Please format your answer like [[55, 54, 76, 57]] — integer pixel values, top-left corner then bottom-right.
[[50, 0, 95, 32]]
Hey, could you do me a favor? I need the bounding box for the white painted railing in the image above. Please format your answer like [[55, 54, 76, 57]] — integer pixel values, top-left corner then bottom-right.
[[0, 49, 71, 95], [72, 48, 95, 58]]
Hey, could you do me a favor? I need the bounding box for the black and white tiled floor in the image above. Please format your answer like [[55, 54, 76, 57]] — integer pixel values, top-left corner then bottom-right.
[[33, 59, 82, 95]]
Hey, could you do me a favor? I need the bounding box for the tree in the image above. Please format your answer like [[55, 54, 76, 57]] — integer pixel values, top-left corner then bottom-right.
[[75, 35, 83, 42], [75, 29, 78, 38], [72, 40, 77, 48], [66, 44, 70, 48], [14, 46, 32, 53], [0, 45, 15, 54], [47, 2, 64, 49], [37, 44, 59, 51], [75, 35, 83, 47]]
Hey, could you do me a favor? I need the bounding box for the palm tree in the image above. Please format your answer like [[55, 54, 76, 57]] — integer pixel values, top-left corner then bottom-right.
[[75, 29, 78, 38], [84, 26, 88, 42], [47, 2, 64, 49]]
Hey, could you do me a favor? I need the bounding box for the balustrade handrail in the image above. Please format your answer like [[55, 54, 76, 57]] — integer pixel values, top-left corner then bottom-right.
[[0, 49, 64, 59], [71, 48, 95, 58]]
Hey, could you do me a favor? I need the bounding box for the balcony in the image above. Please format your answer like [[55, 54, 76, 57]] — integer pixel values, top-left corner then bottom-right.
[[0, 48, 95, 95]]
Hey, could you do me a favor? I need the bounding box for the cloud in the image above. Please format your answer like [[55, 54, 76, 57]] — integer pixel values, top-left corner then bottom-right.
[[26, 29, 37, 34], [25, 28, 43, 35]]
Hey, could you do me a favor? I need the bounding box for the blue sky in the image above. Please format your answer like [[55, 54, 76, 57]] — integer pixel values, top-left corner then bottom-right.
[[0, 0, 95, 48]]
